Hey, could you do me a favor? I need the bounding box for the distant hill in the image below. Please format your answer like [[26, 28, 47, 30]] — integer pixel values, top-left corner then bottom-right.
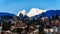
[[44, 10, 60, 17], [0, 12, 16, 16], [0, 12, 16, 19]]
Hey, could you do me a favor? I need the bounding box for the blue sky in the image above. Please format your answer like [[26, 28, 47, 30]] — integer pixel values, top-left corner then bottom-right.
[[0, 0, 60, 15]]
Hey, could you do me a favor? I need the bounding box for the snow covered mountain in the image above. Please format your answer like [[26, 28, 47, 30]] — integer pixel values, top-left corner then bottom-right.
[[27, 8, 46, 17], [17, 8, 60, 18], [17, 8, 46, 17]]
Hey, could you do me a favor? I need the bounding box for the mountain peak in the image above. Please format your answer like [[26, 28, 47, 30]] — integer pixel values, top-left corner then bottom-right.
[[27, 8, 46, 17]]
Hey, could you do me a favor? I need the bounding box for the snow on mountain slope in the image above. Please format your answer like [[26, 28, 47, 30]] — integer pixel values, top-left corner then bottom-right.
[[17, 8, 46, 17], [27, 8, 46, 17], [17, 10, 26, 16]]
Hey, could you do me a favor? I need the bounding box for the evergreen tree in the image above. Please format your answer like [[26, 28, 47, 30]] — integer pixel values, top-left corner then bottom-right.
[[39, 19, 45, 34], [19, 13, 23, 20], [2, 20, 11, 31], [52, 14, 58, 20], [40, 12, 45, 18], [2, 20, 8, 31]]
